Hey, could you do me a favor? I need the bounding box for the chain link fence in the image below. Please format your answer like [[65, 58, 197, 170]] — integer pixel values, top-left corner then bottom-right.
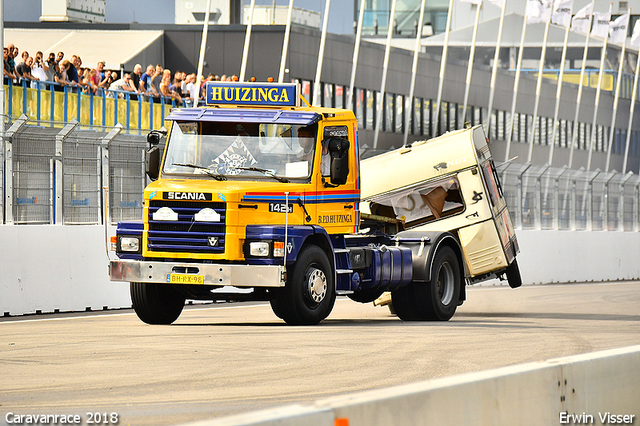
[[1, 117, 640, 231], [498, 163, 640, 232], [1, 117, 149, 225]]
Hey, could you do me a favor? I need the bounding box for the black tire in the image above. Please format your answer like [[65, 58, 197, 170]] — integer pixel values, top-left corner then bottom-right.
[[274, 245, 336, 325], [392, 246, 461, 321], [506, 258, 523, 288], [130, 282, 186, 325], [269, 297, 286, 320]]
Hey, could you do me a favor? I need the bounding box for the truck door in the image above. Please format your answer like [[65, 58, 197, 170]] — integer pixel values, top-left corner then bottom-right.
[[315, 124, 359, 235]]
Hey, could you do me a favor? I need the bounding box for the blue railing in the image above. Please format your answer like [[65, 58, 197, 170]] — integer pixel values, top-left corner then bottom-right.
[[3, 78, 191, 131]]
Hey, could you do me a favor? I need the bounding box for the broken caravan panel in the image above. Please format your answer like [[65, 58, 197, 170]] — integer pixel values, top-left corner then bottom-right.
[[359, 125, 521, 287], [108, 81, 522, 326]]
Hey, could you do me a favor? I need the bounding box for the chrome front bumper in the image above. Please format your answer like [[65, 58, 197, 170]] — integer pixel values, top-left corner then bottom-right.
[[109, 260, 286, 287]]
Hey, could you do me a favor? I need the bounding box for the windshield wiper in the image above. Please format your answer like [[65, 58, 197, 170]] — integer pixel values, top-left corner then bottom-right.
[[172, 163, 227, 181], [231, 166, 290, 183]]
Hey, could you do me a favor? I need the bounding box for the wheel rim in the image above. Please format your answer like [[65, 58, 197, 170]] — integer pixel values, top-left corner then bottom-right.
[[436, 261, 455, 305], [305, 267, 327, 305]]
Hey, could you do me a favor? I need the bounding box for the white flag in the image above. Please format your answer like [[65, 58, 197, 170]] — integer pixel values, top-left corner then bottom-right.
[[591, 11, 611, 39], [571, 2, 594, 35], [526, 0, 552, 25], [460, 0, 482, 4], [631, 20, 640, 47], [609, 13, 629, 45], [551, 0, 573, 28], [488, 0, 504, 7]]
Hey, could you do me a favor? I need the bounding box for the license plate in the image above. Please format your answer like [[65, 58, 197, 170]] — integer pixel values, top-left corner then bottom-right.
[[167, 273, 204, 284]]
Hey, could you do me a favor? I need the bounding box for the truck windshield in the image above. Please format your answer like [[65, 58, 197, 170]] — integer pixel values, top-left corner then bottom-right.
[[163, 121, 318, 180]]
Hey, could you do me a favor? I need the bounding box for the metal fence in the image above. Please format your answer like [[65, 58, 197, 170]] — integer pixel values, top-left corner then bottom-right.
[[1, 116, 640, 231], [499, 163, 640, 232], [1, 115, 151, 225]]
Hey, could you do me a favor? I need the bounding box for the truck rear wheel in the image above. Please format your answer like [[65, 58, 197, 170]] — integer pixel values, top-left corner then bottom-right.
[[273, 245, 335, 325], [392, 246, 461, 321], [130, 282, 186, 325]]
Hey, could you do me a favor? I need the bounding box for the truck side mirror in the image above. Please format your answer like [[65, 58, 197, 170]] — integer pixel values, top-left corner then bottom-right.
[[327, 137, 350, 185], [146, 130, 164, 181], [146, 146, 160, 181]]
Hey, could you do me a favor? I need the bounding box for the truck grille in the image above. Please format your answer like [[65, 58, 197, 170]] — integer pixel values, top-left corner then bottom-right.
[[147, 200, 226, 254]]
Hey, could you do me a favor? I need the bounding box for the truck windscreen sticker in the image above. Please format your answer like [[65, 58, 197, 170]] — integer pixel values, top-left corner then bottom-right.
[[212, 137, 257, 175], [163, 192, 213, 201]]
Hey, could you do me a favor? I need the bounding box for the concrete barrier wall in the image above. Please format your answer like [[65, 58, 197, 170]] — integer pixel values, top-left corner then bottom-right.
[[516, 230, 640, 284], [1, 226, 639, 316], [179, 345, 640, 426], [0, 225, 130, 316]]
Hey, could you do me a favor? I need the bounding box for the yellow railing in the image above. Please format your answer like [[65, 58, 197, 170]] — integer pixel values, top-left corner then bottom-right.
[[3, 82, 177, 130]]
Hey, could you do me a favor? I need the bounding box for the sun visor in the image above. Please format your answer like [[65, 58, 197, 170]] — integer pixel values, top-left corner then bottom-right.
[[165, 108, 321, 126]]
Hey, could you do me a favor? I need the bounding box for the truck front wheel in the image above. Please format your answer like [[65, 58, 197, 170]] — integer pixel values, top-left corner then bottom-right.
[[273, 245, 336, 325], [392, 246, 461, 321], [130, 282, 186, 325]]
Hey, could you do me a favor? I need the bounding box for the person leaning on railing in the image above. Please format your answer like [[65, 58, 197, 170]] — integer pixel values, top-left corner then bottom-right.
[[159, 69, 182, 106], [3, 47, 17, 82], [83, 68, 99, 94], [56, 59, 73, 89], [107, 73, 136, 98]]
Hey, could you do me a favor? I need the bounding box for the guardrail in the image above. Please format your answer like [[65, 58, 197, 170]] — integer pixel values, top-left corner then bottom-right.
[[3, 79, 183, 132]]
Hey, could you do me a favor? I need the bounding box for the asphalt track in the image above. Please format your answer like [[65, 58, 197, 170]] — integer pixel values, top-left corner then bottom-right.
[[1, 281, 639, 426]]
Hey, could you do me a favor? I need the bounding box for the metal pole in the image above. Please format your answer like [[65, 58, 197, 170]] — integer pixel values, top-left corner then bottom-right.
[[548, 24, 571, 166], [312, 0, 332, 106], [239, 0, 256, 82], [586, 4, 611, 172], [195, 0, 212, 95], [461, 2, 481, 124], [403, 0, 426, 146], [606, 17, 629, 172], [485, 0, 506, 134], [373, 0, 398, 149], [348, 0, 367, 111], [505, 12, 529, 161], [278, 0, 295, 83], [568, 17, 593, 169], [623, 48, 640, 174], [433, 0, 455, 138], [527, 18, 551, 163]]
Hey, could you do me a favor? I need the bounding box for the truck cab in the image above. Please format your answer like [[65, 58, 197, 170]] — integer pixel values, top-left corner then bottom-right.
[[109, 82, 521, 325]]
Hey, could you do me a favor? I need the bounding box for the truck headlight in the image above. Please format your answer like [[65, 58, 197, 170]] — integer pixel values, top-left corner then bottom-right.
[[120, 236, 140, 252], [249, 242, 270, 257]]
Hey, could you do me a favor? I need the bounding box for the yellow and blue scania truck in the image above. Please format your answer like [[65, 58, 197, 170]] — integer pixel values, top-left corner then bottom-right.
[[109, 82, 522, 325]]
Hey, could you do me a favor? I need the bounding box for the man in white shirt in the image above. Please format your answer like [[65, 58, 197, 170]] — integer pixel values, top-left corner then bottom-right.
[[185, 73, 198, 106]]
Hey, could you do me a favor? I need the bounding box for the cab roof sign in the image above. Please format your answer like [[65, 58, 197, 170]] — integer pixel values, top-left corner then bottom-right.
[[206, 82, 300, 107]]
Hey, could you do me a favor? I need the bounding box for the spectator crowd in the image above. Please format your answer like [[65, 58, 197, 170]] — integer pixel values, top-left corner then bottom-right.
[[3, 43, 269, 107]]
